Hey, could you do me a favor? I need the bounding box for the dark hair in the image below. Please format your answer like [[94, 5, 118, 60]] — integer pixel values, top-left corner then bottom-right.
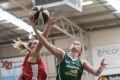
[[98, 76, 108, 80], [78, 47, 82, 57]]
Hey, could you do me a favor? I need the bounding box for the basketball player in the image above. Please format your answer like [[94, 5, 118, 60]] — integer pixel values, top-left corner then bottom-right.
[[13, 16, 55, 80], [30, 18, 107, 80]]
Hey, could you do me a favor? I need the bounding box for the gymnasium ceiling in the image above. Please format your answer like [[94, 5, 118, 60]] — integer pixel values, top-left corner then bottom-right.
[[0, 0, 120, 46]]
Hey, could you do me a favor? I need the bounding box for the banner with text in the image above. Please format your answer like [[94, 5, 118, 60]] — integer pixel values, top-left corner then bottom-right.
[[0, 57, 24, 80], [92, 43, 120, 68], [92, 44, 120, 80], [98, 74, 120, 80]]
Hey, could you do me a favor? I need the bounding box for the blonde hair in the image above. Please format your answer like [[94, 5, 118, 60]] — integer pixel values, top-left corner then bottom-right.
[[13, 37, 29, 51]]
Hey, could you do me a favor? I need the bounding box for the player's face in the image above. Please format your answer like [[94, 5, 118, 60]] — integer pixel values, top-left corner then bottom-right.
[[70, 41, 82, 55], [29, 39, 39, 49]]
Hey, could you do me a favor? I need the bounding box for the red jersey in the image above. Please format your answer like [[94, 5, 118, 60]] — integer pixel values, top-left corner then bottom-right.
[[19, 53, 47, 80]]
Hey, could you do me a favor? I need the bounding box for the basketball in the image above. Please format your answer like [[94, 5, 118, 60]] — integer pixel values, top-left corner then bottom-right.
[[29, 6, 50, 26]]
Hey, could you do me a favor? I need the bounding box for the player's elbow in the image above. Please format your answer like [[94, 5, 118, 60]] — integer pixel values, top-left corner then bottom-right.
[[94, 73, 100, 76], [91, 70, 100, 76]]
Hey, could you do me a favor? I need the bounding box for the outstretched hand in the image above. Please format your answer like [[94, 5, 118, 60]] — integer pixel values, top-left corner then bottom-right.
[[100, 58, 108, 69], [46, 17, 59, 26]]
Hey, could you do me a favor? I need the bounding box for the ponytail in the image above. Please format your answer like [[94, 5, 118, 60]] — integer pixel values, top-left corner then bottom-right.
[[13, 38, 29, 51]]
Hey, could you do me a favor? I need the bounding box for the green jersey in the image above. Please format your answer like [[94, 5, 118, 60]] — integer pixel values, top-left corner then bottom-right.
[[56, 53, 83, 80]]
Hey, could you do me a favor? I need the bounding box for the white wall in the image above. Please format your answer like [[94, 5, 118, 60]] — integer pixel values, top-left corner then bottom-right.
[[55, 37, 74, 49], [90, 28, 120, 47], [89, 28, 120, 80], [0, 45, 21, 58]]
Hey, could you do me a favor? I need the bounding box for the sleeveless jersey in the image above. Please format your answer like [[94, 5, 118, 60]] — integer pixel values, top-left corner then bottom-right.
[[56, 53, 83, 80], [20, 52, 47, 80]]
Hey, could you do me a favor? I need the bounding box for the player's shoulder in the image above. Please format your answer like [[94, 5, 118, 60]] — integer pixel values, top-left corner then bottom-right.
[[81, 59, 88, 66]]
